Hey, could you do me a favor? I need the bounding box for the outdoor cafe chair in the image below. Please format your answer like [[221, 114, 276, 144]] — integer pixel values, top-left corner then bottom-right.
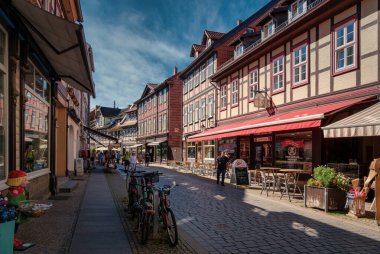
[[260, 171, 276, 197]]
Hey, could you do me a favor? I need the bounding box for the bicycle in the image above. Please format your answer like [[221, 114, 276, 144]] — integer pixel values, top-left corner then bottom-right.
[[126, 169, 146, 219], [156, 183, 178, 246], [136, 171, 160, 244]]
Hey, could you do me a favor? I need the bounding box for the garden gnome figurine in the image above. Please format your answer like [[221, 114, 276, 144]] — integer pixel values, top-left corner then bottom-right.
[[6, 170, 28, 248]]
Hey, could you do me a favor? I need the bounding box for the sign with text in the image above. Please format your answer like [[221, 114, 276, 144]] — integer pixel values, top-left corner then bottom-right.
[[231, 159, 250, 186]]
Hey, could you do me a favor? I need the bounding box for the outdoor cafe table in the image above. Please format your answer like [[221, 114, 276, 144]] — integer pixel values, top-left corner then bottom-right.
[[279, 169, 309, 201], [258, 167, 283, 192]]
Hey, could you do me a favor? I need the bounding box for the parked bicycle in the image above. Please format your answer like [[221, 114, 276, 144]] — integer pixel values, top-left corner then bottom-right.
[[156, 183, 178, 246], [125, 169, 146, 219], [136, 171, 160, 244]]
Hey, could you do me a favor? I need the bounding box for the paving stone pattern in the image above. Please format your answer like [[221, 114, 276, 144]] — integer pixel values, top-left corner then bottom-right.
[[139, 165, 380, 254]]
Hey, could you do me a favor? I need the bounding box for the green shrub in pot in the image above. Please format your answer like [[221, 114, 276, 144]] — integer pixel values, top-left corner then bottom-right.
[[307, 165, 351, 191]]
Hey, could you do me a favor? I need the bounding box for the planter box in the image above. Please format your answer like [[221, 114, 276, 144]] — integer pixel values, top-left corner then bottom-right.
[[0, 220, 15, 254], [304, 186, 347, 212]]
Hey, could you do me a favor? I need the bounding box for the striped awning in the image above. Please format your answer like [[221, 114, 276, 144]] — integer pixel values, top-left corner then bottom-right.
[[323, 102, 380, 138]]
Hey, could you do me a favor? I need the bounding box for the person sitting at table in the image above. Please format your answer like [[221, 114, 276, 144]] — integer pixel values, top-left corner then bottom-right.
[[216, 151, 229, 186]]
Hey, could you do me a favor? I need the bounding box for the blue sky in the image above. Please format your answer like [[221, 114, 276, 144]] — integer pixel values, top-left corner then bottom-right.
[[81, 0, 271, 108]]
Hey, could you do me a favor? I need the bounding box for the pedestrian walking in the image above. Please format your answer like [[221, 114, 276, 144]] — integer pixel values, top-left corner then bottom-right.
[[130, 152, 137, 171], [124, 152, 130, 171], [98, 151, 104, 166], [216, 151, 229, 186], [116, 151, 121, 165], [145, 152, 150, 167]]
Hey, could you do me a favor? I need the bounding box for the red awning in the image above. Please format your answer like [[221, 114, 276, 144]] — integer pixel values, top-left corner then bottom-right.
[[188, 97, 372, 142]]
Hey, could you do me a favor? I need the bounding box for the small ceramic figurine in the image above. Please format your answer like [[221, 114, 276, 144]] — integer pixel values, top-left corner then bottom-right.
[[6, 170, 28, 248]]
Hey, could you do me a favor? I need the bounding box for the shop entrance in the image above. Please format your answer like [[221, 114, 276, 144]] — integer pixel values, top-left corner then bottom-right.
[[254, 136, 272, 168]]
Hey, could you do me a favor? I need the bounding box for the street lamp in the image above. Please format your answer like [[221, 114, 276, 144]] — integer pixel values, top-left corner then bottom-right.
[[200, 123, 206, 132]]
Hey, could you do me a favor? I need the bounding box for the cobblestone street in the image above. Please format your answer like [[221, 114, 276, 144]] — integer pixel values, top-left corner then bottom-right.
[[123, 165, 380, 254]]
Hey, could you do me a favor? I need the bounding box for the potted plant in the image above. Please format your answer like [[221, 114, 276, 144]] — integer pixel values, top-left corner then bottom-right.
[[305, 165, 350, 212]]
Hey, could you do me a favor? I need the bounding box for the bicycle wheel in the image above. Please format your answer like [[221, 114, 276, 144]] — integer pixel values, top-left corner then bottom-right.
[[166, 208, 178, 246], [140, 213, 151, 244]]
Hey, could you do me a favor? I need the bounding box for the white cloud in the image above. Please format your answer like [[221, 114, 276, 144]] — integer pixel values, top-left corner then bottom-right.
[[85, 11, 187, 108]]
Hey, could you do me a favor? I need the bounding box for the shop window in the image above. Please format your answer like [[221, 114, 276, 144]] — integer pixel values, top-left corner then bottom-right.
[[187, 142, 196, 159], [0, 26, 7, 182], [218, 138, 237, 160], [24, 61, 50, 173], [203, 140, 215, 160], [275, 131, 312, 170], [239, 137, 250, 165]]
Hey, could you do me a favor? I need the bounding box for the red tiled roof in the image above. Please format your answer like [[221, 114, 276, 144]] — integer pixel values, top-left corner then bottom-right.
[[205, 30, 225, 40], [190, 44, 206, 57]]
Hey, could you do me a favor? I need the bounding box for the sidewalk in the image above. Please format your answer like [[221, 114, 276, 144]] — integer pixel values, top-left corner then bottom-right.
[[15, 166, 132, 254], [68, 166, 132, 254]]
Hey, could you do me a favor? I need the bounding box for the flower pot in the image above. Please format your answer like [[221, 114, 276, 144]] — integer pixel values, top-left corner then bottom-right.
[[304, 186, 347, 212], [0, 220, 15, 254]]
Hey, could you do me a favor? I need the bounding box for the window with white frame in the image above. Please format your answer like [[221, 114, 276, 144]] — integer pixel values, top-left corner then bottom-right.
[[334, 19, 356, 72], [289, 0, 306, 21], [231, 79, 239, 105], [203, 140, 215, 159], [189, 104, 193, 124], [293, 44, 307, 85], [207, 56, 214, 77], [163, 114, 167, 131], [234, 43, 244, 58], [208, 95, 214, 118], [201, 64, 206, 82], [262, 20, 274, 39], [220, 85, 227, 109], [189, 74, 193, 90], [249, 69, 258, 100], [0, 26, 7, 181], [183, 79, 187, 94], [201, 98, 206, 119], [187, 142, 196, 159], [194, 101, 199, 122], [195, 69, 200, 87], [183, 106, 188, 126], [272, 56, 284, 91], [206, 38, 212, 48], [31, 111, 36, 128], [153, 117, 156, 132], [158, 115, 162, 132]]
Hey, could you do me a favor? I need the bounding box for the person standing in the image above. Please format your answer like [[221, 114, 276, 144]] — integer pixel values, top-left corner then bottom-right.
[[124, 152, 130, 171], [116, 151, 121, 165], [130, 152, 137, 171], [145, 152, 150, 167], [216, 151, 229, 186]]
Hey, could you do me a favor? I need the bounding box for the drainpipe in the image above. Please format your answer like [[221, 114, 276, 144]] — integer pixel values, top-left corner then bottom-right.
[[49, 80, 57, 196]]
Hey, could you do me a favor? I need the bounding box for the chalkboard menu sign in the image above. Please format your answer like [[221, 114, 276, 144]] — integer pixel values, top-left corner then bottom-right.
[[231, 159, 249, 186], [235, 167, 249, 185]]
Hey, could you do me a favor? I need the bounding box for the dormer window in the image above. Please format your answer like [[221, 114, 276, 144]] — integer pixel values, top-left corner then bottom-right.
[[206, 38, 212, 48], [262, 20, 274, 40], [234, 43, 244, 58], [289, 0, 307, 22]]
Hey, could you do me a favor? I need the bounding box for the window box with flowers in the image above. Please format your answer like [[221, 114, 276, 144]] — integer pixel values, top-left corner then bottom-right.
[[305, 165, 350, 212]]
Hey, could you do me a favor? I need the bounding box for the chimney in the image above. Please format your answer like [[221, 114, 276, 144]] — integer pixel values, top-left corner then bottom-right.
[[237, 19, 242, 26], [173, 66, 178, 75]]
